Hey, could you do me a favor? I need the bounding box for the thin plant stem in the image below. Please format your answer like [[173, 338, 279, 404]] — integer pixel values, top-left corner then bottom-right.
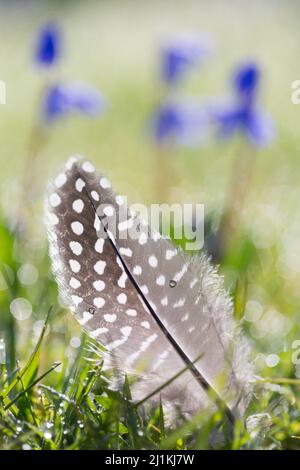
[[154, 143, 177, 203], [15, 84, 49, 254], [0, 264, 17, 378], [153, 83, 179, 205], [218, 143, 258, 259]]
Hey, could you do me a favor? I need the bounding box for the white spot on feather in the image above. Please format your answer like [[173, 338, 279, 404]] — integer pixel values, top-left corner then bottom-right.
[[152, 231, 161, 242], [79, 311, 94, 325], [49, 193, 61, 207], [69, 259, 81, 273], [100, 177, 111, 189], [55, 173, 67, 188], [116, 195, 124, 206], [156, 275, 165, 286], [119, 247, 132, 257], [126, 309, 137, 317], [69, 277, 81, 289], [71, 295, 83, 306], [140, 285, 149, 295], [65, 156, 78, 170], [95, 238, 104, 253], [91, 191, 99, 201], [165, 249, 177, 260], [138, 232, 147, 245], [121, 326, 132, 337], [94, 260, 106, 275], [71, 221, 84, 235], [104, 313, 117, 323], [82, 161, 95, 173], [126, 334, 158, 366], [94, 214, 100, 232], [118, 272, 127, 288], [69, 241, 83, 256], [106, 336, 128, 351], [72, 199, 84, 214], [48, 213, 59, 225], [173, 263, 188, 282], [133, 265, 142, 275], [117, 293, 127, 304], [75, 178, 85, 192], [93, 297, 105, 308], [173, 298, 186, 308], [148, 255, 158, 267], [103, 205, 114, 217], [93, 280, 105, 292], [90, 327, 108, 338]]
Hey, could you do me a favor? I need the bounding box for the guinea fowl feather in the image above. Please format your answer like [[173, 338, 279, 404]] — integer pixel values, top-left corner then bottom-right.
[[45, 156, 253, 420]]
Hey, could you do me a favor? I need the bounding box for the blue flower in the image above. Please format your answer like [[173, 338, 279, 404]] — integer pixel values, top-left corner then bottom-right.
[[214, 104, 274, 147], [233, 62, 260, 105], [152, 100, 209, 146], [214, 62, 274, 147], [161, 33, 210, 85], [35, 22, 61, 67], [42, 82, 106, 123]]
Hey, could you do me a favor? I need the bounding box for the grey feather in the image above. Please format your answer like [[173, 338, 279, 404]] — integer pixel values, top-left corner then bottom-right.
[[45, 156, 253, 419]]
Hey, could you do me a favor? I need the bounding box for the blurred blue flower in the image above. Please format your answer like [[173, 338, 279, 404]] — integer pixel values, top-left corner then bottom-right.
[[152, 100, 209, 146], [42, 82, 105, 123], [234, 62, 260, 105], [35, 22, 61, 67], [214, 62, 274, 147], [214, 104, 274, 147], [161, 33, 210, 85]]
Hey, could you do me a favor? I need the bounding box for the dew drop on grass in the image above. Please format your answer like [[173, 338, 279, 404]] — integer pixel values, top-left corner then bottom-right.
[[244, 300, 263, 323], [10, 298, 32, 321], [265, 354, 279, 367], [54, 362, 63, 373], [33, 320, 50, 338], [17, 263, 38, 286], [70, 336, 81, 348], [0, 338, 6, 364]]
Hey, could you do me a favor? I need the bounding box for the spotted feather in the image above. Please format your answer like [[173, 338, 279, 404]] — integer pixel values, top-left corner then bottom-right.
[[45, 156, 253, 419]]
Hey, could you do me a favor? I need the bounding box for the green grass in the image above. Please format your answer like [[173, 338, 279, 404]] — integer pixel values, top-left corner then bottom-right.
[[1, 0, 300, 450], [0, 251, 299, 452]]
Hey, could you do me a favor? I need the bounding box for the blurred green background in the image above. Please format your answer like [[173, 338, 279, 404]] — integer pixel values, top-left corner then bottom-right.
[[1, 0, 300, 450]]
